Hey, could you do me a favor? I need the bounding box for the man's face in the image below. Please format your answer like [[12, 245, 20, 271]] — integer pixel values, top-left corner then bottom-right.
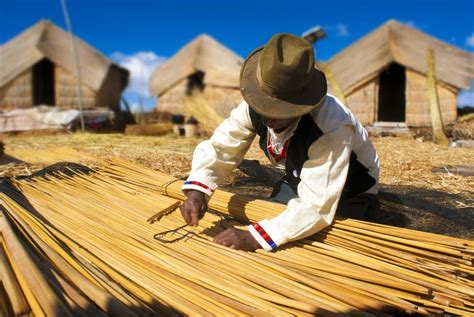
[[261, 116, 297, 132]]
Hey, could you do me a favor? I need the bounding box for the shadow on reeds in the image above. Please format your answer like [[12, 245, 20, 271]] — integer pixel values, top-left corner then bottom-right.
[[2, 288, 183, 316], [43, 295, 417, 317], [16, 162, 95, 180], [50, 297, 415, 317], [0, 154, 25, 165], [226, 193, 255, 223]]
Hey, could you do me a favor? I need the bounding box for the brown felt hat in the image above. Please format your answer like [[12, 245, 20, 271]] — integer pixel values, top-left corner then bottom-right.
[[240, 33, 327, 119]]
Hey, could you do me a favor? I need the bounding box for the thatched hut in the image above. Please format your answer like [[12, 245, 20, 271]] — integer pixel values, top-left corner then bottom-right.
[[149, 34, 243, 119], [324, 20, 474, 127], [0, 20, 129, 113]]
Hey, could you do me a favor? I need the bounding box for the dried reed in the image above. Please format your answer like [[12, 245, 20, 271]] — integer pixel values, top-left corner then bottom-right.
[[0, 153, 472, 316]]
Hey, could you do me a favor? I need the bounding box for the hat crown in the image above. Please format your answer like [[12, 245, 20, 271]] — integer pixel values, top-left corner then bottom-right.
[[259, 34, 315, 96], [239, 32, 327, 119]]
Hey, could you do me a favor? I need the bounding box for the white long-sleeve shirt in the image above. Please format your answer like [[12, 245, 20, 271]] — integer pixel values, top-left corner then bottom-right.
[[182, 95, 379, 251]]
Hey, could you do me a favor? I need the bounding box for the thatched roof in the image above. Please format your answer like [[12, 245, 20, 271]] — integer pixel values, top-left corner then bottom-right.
[[150, 34, 243, 96], [326, 20, 474, 94], [0, 20, 129, 91]]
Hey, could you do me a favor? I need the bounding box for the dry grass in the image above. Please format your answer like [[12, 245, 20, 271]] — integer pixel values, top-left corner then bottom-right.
[[372, 136, 473, 195], [370, 136, 473, 239], [182, 90, 225, 132], [124, 123, 173, 136]]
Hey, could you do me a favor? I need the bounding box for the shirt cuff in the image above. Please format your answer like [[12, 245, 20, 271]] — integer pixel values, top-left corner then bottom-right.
[[181, 180, 216, 196], [247, 223, 278, 251]]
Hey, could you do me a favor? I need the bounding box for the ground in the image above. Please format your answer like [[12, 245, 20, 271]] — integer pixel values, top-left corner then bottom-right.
[[1, 131, 473, 240]]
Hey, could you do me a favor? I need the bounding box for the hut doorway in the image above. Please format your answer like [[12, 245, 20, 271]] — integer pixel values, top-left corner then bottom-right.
[[186, 71, 205, 94], [33, 59, 55, 106], [377, 63, 405, 122]]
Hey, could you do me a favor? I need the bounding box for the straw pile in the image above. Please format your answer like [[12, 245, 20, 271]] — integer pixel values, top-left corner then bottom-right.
[[183, 91, 225, 132], [0, 154, 473, 316]]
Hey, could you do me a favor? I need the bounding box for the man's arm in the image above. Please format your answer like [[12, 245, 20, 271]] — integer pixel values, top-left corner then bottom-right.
[[180, 101, 256, 226], [248, 125, 355, 251]]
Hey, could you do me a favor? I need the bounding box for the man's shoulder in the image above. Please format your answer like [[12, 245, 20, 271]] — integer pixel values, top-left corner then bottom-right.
[[309, 94, 357, 133], [226, 100, 259, 132]]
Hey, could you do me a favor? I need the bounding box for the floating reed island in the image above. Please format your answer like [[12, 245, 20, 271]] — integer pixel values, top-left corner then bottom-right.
[[0, 151, 473, 316]]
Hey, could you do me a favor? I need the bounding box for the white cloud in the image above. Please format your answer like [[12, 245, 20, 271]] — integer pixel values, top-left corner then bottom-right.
[[402, 20, 418, 29], [336, 24, 349, 37], [111, 51, 166, 112], [111, 51, 166, 97], [129, 102, 144, 113], [466, 33, 474, 47], [401, 20, 430, 31], [324, 23, 349, 37]]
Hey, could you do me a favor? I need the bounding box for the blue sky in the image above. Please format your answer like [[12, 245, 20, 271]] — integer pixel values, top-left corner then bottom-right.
[[2, 0, 474, 111]]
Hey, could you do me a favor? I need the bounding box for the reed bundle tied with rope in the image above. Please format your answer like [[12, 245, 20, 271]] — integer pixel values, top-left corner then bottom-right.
[[0, 155, 473, 316]]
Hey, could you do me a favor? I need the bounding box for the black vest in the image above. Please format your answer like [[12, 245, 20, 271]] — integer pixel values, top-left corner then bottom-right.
[[249, 108, 376, 200]]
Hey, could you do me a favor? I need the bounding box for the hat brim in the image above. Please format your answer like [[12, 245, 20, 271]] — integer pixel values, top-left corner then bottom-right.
[[240, 47, 327, 119]]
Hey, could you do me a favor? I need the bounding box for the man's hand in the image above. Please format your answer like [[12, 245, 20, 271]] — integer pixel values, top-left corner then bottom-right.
[[214, 227, 261, 251], [180, 190, 207, 226]]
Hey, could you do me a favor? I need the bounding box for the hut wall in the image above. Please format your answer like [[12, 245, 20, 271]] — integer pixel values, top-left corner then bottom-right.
[[344, 80, 378, 125], [0, 70, 33, 110], [96, 65, 127, 112], [157, 79, 188, 114], [55, 66, 96, 109], [157, 77, 242, 118], [405, 69, 457, 126], [203, 85, 242, 118]]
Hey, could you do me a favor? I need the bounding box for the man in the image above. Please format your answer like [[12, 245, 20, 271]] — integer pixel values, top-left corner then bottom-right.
[[180, 33, 380, 251]]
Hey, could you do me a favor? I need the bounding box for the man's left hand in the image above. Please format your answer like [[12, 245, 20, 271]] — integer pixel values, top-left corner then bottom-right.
[[214, 227, 261, 251]]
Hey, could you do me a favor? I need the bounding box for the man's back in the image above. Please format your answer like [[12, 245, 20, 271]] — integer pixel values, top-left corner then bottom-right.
[[308, 94, 380, 194]]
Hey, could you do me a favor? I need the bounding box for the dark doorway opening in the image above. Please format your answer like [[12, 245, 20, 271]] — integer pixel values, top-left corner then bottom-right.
[[378, 63, 405, 122], [186, 71, 205, 95], [33, 59, 55, 105]]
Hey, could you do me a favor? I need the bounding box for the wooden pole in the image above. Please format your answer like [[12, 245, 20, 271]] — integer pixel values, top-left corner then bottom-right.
[[427, 48, 448, 145], [60, 0, 85, 131]]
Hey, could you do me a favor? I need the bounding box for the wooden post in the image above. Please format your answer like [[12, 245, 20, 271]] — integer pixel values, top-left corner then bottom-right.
[[427, 48, 448, 145], [61, 0, 85, 131]]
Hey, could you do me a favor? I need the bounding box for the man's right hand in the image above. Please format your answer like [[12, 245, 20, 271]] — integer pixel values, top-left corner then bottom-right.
[[180, 190, 208, 226]]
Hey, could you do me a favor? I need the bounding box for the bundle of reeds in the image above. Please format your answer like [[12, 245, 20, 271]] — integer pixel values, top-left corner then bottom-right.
[[0, 156, 472, 316]]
